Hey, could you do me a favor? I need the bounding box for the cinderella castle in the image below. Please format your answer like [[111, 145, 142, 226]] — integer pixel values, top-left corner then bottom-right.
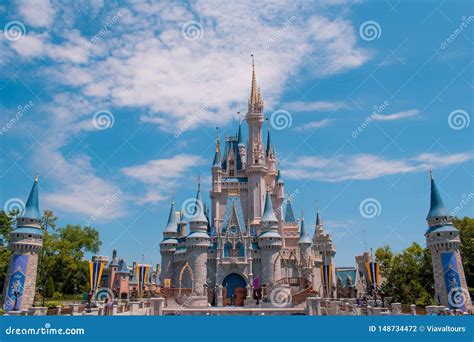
[[2, 61, 471, 313], [159, 61, 337, 305]]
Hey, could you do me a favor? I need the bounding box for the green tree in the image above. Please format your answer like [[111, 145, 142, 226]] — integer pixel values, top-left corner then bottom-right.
[[0, 211, 15, 291], [376, 242, 434, 306], [44, 276, 55, 298], [453, 217, 473, 288], [38, 222, 101, 297]]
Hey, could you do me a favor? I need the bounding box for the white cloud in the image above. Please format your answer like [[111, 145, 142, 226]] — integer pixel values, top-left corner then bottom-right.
[[7, 1, 370, 133], [285, 101, 346, 113], [295, 118, 335, 131], [285, 152, 472, 182], [372, 109, 420, 121], [18, 0, 55, 28], [121, 154, 206, 204]]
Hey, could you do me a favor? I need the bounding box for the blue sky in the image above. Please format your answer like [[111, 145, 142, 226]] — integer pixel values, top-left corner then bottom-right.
[[0, 0, 472, 267]]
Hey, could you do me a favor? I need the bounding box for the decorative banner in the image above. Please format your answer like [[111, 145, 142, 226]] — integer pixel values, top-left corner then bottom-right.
[[163, 278, 171, 288], [89, 260, 106, 291], [441, 252, 465, 311], [4, 254, 28, 311], [320, 264, 332, 297], [365, 261, 380, 287], [137, 264, 151, 298]]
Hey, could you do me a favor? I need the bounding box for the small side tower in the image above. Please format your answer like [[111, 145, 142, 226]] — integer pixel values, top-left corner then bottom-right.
[[298, 211, 312, 282], [3, 174, 44, 312], [312, 209, 336, 298], [425, 171, 472, 312], [159, 198, 178, 286], [186, 180, 210, 298], [258, 191, 282, 285]]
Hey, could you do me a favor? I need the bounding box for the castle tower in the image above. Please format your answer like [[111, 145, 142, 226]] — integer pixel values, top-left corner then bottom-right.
[[298, 211, 312, 283], [312, 209, 336, 297], [425, 172, 472, 312], [258, 191, 282, 285], [186, 180, 210, 296], [159, 198, 178, 286], [3, 174, 44, 312], [246, 56, 267, 225]]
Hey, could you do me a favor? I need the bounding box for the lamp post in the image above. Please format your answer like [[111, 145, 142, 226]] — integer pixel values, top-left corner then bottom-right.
[[38, 286, 45, 307]]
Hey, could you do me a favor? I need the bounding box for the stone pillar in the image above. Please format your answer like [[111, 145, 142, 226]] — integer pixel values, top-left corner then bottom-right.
[[410, 304, 416, 315], [70, 303, 81, 316], [56, 306, 62, 315], [246, 284, 252, 301], [129, 301, 140, 315], [28, 307, 47, 316], [217, 285, 223, 307], [150, 297, 165, 316], [112, 304, 118, 316], [391, 303, 402, 315], [306, 297, 321, 316]]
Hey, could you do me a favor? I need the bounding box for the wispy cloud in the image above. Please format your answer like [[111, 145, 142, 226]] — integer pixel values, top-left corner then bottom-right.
[[285, 152, 472, 182], [121, 154, 206, 204], [285, 101, 346, 113], [372, 109, 420, 121], [294, 118, 335, 131]]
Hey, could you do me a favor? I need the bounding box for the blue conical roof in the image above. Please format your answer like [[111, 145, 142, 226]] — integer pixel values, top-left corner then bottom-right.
[[164, 200, 178, 232], [426, 174, 448, 219], [276, 169, 283, 183], [237, 121, 244, 145], [190, 183, 208, 223], [23, 174, 41, 220], [261, 191, 278, 223], [284, 198, 296, 223], [265, 129, 274, 157], [316, 210, 321, 226], [298, 216, 312, 245], [212, 150, 220, 167]]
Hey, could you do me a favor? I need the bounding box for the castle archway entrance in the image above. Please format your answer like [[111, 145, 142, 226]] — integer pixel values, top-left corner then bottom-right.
[[222, 273, 246, 306]]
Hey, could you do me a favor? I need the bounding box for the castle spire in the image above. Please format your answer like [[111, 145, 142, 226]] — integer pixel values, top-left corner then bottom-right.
[[299, 210, 311, 245], [261, 191, 278, 224], [237, 117, 243, 145], [191, 176, 208, 223], [426, 171, 448, 220], [23, 172, 41, 220], [265, 120, 274, 157], [284, 197, 296, 223], [248, 54, 263, 113], [213, 127, 221, 167], [164, 195, 178, 233]]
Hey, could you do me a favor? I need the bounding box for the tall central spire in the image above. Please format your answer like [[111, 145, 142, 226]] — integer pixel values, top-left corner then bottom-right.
[[248, 54, 263, 113]]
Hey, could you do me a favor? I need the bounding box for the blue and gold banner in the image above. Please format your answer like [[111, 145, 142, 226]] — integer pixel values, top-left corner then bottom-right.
[[366, 261, 380, 287], [88, 260, 106, 291], [137, 264, 151, 297], [4, 254, 28, 312], [320, 264, 332, 297]]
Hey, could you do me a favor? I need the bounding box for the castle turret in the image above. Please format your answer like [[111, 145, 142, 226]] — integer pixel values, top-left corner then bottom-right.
[[298, 212, 312, 258], [425, 171, 472, 312], [159, 198, 178, 286], [258, 191, 282, 285], [186, 180, 210, 296], [3, 173, 44, 312], [312, 208, 336, 297]]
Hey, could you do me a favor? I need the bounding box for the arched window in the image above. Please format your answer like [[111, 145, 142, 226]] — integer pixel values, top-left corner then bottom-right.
[[224, 242, 232, 257]]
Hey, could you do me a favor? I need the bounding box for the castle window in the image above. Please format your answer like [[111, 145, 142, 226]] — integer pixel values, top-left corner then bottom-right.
[[229, 170, 234, 176], [28, 235, 32, 238], [229, 160, 234, 166]]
